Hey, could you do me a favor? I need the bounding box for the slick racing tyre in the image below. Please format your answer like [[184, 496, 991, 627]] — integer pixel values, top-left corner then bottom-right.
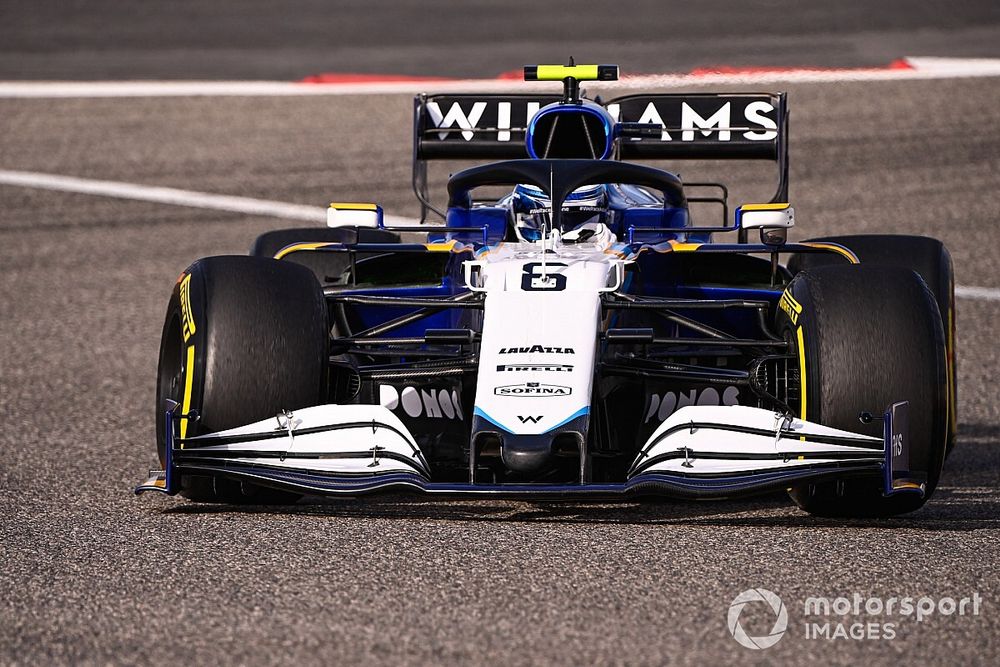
[[250, 226, 399, 286], [777, 264, 948, 517], [789, 235, 956, 454], [155, 256, 328, 503]]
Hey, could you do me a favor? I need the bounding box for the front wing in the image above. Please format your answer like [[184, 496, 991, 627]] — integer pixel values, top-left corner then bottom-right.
[[136, 402, 923, 500]]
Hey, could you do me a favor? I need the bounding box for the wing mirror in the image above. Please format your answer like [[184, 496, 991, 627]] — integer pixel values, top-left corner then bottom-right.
[[737, 203, 794, 245], [327, 202, 383, 228]]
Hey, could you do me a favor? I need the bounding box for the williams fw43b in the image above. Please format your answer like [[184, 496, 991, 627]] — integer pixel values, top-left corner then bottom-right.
[[138, 63, 956, 517]]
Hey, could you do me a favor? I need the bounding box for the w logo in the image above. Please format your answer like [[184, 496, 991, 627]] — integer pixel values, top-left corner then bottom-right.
[[425, 101, 487, 141], [517, 415, 543, 424]]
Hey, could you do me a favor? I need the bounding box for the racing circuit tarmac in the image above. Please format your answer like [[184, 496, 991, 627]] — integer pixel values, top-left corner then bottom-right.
[[2, 2, 1000, 665]]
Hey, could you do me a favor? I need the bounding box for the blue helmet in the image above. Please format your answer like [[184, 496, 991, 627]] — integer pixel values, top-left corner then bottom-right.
[[510, 183, 609, 242]]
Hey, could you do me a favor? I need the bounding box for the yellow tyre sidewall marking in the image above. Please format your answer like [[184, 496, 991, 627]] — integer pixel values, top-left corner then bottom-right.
[[179, 273, 197, 342], [180, 344, 196, 442], [797, 325, 808, 421]]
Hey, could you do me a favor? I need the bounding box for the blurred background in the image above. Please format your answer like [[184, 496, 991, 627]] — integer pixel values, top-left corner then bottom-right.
[[2, 0, 999, 80]]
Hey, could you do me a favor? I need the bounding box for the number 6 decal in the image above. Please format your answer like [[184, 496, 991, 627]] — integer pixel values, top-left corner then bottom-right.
[[521, 262, 567, 291]]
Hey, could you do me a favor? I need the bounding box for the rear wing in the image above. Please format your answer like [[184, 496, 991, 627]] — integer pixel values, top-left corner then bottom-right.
[[412, 92, 788, 221]]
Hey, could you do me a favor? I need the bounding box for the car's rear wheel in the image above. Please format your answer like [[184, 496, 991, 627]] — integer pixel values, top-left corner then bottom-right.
[[789, 234, 956, 454], [777, 264, 948, 517], [155, 255, 329, 503]]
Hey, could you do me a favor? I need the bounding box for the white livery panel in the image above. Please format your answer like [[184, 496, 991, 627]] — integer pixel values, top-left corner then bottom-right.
[[629, 405, 883, 477], [470, 246, 622, 435], [180, 404, 429, 477]]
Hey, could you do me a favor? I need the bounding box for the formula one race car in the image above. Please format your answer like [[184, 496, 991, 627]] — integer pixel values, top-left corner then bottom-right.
[[137, 64, 955, 517]]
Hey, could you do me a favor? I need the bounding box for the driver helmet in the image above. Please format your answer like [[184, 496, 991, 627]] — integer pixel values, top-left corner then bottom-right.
[[511, 183, 610, 243]]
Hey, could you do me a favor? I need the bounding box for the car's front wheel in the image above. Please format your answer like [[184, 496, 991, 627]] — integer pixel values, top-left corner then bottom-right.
[[777, 264, 948, 517], [789, 234, 956, 454], [155, 255, 329, 503]]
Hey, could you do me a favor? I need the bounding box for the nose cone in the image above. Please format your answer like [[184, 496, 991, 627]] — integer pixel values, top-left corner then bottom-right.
[[501, 433, 554, 473]]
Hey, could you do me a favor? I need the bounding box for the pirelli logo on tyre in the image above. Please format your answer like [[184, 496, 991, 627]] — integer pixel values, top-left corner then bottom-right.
[[779, 289, 802, 326], [179, 273, 197, 342]]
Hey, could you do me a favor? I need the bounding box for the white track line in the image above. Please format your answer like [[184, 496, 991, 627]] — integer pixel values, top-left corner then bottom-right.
[[2, 168, 998, 303], [1, 58, 999, 98], [955, 286, 1000, 302], [0, 169, 411, 225]]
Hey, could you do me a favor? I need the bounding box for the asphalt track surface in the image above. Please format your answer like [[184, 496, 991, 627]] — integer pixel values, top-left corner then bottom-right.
[[3, 0, 1000, 80], [3, 4, 1000, 666]]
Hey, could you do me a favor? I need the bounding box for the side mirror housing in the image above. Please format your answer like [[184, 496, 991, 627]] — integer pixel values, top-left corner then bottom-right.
[[327, 202, 383, 228], [737, 203, 794, 245]]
